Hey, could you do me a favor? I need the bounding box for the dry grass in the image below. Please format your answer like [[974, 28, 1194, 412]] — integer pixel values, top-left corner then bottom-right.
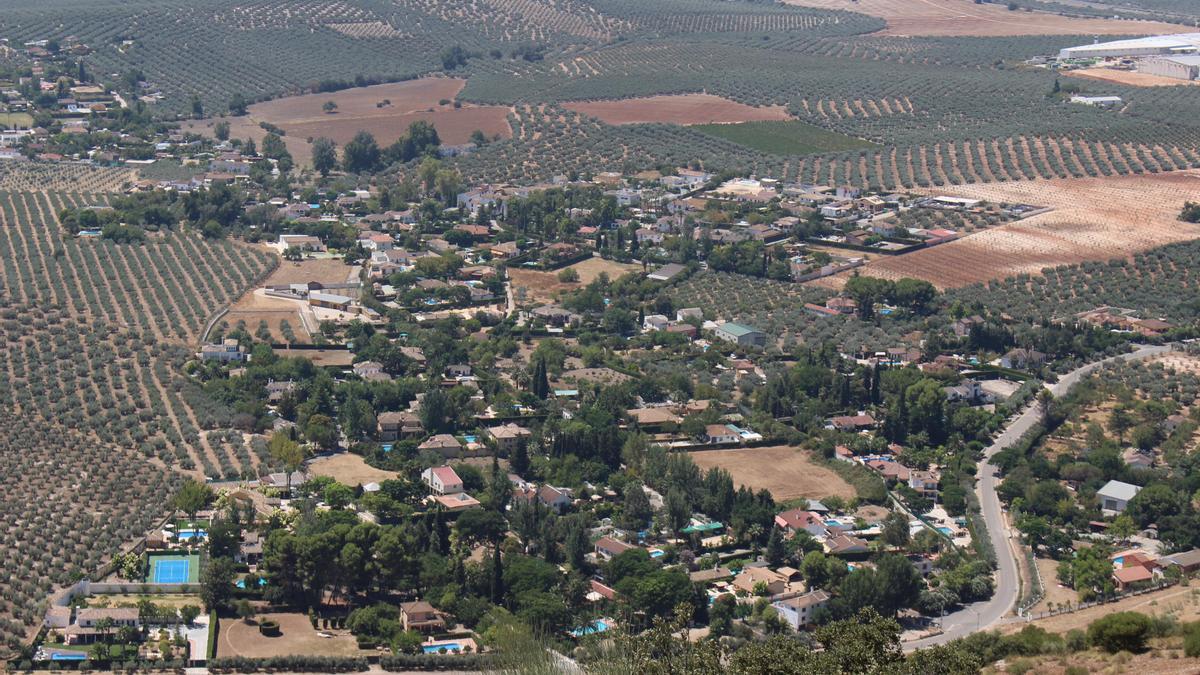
[[182, 78, 512, 165], [1028, 557, 1079, 615], [1003, 650, 1200, 675], [263, 257, 358, 286], [688, 446, 855, 501], [218, 612, 366, 659], [510, 257, 641, 305], [1067, 68, 1200, 88], [564, 94, 792, 126], [1001, 585, 1200, 636], [308, 452, 399, 487], [781, 0, 1182, 36], [853, 170, 1200, 288]]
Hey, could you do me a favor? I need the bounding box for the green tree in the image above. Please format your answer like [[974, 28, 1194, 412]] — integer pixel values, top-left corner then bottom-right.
[[342, 130, 381, 173], [311, 137, 337, 176], [323, 100, 338, 114], [882, 511, 911, 548], [229, 93, 248, 116], [214, 121, 230, 141], [1088, 611, 1151, 653], [200, 557, 237, 611], [267, 432, 306, 493], [173, 480, 212, 523]]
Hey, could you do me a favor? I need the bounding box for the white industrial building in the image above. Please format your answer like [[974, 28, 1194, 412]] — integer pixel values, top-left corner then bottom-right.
[[1058, 33, 1200, 60], [1141, 54, 1200, 80]]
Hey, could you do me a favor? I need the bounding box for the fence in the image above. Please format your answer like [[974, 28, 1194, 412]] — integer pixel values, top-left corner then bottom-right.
[[1017, 580, 1175, 620]]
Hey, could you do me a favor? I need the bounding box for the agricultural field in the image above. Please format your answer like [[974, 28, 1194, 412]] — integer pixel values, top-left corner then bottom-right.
[[0, 163, 134, 192], [780, 0, 1183, 36], [185, 78, 512, 165], [563, 94, 792, 126], [0, 182, 278, 655], [694, 120, 876, 156], [688, 446, 855, 501], [857, 170, 1200, 287]]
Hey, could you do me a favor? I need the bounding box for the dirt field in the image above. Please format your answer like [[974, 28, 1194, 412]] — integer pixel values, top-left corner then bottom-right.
[[853, 170, 1200, 288], [218, 612, 365, 659], [688, 446, 856, 501], [1068, 67, 1200, 88], [1009, 651, 1200, 675], [564, 94, 792, 126], [1027, 557, 1078, 615], [183, 78, 512, 165], [781, 0, 1182, 36], [308, 452, 399, 487], [510, 257, 641, 305], [264, 257, 358, 286]]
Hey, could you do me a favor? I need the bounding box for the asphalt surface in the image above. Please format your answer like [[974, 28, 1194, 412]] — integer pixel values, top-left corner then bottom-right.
[[906, 344, 1171, 651]]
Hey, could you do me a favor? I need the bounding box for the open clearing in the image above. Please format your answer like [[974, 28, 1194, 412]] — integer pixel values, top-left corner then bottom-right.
[[221, 257, 354, 344], [781, 0, 1182, 36], [218, 612, 365, 659], [263, 257, 357, 286], [850, 170, 1200, 288], [308, 452, 399, 487], [0, 112, 34, 128], [184, 78, 512, 165], [563, 94, 791, 126], [688, 446, 855, 501], [1067, 67, 1200, 88], [510, 257, 640, 305]]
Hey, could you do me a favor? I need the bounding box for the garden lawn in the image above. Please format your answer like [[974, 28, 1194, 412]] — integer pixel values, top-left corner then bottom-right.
[[694, 120, 875, 156]]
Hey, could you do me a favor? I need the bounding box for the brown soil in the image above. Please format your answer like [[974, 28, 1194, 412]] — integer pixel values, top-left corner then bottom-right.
[[851, 170, 1200, 288], [308, 452, 399, 487], [509, 257, 641, 305], [782, 0, 1181, 36], [1068, 67, 1200, 88], [263, 257, 358, 286], [183, 78, 512, 165], [218, 612, 367, 659], [688, 446, 855, 501]]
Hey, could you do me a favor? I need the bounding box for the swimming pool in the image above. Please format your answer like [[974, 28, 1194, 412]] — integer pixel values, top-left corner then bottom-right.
[[177, 528, 207, 540], [937, 527, 953, 536], [464, 435, 478, 444], [235, 578, 267, 589], [49, 652, 86, 661], [422, 643, 462, 654], [570, 619, 610, 637]]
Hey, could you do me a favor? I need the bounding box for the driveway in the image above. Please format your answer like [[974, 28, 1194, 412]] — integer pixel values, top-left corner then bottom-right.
[[906, 344, 1171, 650]]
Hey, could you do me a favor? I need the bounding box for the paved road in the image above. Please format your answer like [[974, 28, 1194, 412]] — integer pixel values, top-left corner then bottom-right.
[[906, 344, 1171, 650]]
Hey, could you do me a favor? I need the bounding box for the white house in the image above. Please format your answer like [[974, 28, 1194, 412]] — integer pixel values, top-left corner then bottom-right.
[[1098, 480, 1142, 514], [773, 590, 830, 630], [422, 466, 464, 496]]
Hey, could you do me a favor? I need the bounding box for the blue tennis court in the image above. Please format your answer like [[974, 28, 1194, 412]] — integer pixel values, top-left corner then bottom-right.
[[153, 559, 190, 584]]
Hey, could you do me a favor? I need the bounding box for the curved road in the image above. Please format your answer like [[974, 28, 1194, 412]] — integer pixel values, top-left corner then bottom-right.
[[907, 344, 1171, 650]]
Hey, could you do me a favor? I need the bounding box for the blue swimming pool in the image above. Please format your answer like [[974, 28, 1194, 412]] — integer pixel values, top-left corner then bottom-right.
[[235, 578, 267, 589], [937, 527, 953, 536], [49, 652, 86, 661], [464, 435, 478, 443], [178, 528, 207, 540], [422, 643, 462, 654], [570, 619, 610, 637]]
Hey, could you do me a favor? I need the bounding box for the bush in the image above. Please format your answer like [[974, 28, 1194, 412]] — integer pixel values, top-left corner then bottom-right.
[[1087, 611, 1151, 653], [1183, 621, 1200, 657]]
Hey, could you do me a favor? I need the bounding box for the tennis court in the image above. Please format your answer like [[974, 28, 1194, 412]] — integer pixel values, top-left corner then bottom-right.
[[147, 553, 200, 584]]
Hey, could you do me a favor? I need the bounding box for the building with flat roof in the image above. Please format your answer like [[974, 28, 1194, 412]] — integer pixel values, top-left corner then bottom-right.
[[1058, 33, 1200, 60], [1141, 54, 1200, 80], [713, 322, 766, 348]]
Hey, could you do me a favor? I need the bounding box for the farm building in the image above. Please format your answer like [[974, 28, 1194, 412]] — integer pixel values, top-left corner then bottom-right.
[[1140, 55, 1200, 80], [713, 322, 767, 348], [1058, 33, 1200, 60], [1070, 95, 1122, 108]]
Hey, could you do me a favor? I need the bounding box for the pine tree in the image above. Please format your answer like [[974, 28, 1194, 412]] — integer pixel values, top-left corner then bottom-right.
[[490, 542, 505, 604], [531, 356, 549, 399], [766, 527, 787, 566], [510, 440, 530, 476]]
